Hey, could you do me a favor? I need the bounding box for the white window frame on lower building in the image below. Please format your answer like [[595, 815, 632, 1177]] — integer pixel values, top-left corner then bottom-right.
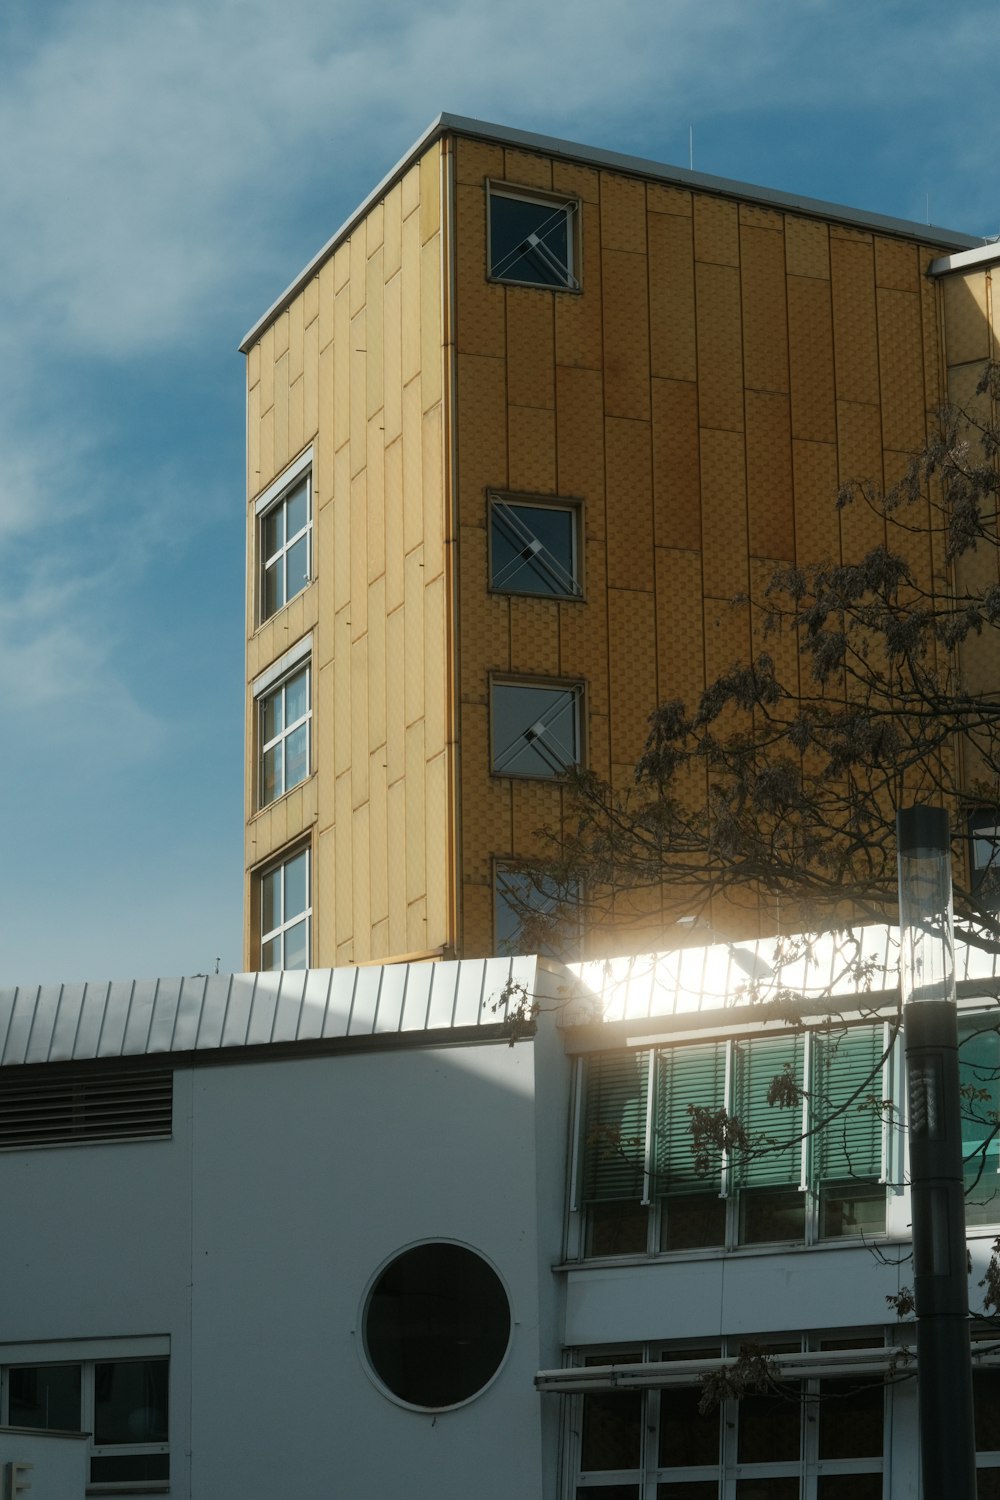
[[253, 635, 313, 809], [255, 447, 313, 625], [0, 1335, 169, 1492], [259, 846, 311, 971]]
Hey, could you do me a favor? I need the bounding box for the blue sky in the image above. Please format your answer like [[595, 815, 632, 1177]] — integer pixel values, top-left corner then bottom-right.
[[1, 0, 997, 986]]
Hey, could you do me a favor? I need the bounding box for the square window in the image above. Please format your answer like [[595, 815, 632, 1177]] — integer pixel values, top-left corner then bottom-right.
[[494, 865, 581, 957], [488, 186, 579, 289], [489, 495, 582, 598], [259, 470, 311, 622], [491, 680, 581, 778], [261, 848, 311, 971], [259, 663, 311, 807]]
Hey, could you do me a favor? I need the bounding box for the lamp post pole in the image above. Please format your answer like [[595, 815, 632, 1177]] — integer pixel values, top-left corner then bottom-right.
[[897, 805, 976, 1500]]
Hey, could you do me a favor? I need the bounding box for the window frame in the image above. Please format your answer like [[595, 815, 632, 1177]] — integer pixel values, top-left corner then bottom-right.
[[254, 637, 313, 810], [254, 448, 313, 626], [489, 676, 584, 780], [486, 181, 580, 291], [259, 845, 312, 972], [493, 861, 583, 957], [487, 491, 584, 600], [0, 1340, 169, 1493]]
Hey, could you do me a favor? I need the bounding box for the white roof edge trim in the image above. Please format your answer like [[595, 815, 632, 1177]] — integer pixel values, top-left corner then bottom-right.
[[252, 632, 313, 698], [929, 239, 1000, 276], [239, 113, 982, 354]]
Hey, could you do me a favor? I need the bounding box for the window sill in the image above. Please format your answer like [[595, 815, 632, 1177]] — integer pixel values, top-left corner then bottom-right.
[[554, 1233, 902, 1272], [250, 773, 318, 822]]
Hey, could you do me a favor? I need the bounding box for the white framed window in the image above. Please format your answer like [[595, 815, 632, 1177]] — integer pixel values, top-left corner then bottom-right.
[[258, 662, 311, 807], [487, 184, 579, 290], [256, 450, 312, 623], [493, 864, 582, 958], [260, 847, 311, 971], [0, 1340, 169, 1490], [488, 493, 582, 598], [491, 679, 582, 778]]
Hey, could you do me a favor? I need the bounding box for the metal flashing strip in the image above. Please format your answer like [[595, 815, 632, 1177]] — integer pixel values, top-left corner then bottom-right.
[[239, 113, 982, 353], [929, 239, 1000, 276], [536, 1345, 910, 1393]]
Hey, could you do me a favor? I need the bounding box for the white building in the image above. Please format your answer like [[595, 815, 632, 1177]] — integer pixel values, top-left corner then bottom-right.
[[1, 932, 999, 1499]]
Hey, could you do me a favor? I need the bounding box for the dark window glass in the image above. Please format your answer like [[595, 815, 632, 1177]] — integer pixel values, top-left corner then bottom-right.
[[8, 1365, 81, 1430], [819, 1181, 886, 1239], [975, 1370, 1000, 1451], [489, 193, 574, 288], [492, 682, 580, 777], [660, 1193, 727, 1252], [658, 1487, 718, 1500], [580, 1388, 642, 1471], [737, 1389, 800, 1462], [736, 1481, 799, 1500], [586, 1201, 650, 1257], [577, 1489, 640, 1500], [817, 1377, 883, 1458], [658, 1386, 719, 1466], [739, 1187, 805, 1244], [90, 1454, 170, 1483], [817, 1478, 882, 1500], [490, 499, 580, 597], [364, 1242, 510, 1409], [94, 1359, 168, 1444], [978, 1470, 1000, 1500]]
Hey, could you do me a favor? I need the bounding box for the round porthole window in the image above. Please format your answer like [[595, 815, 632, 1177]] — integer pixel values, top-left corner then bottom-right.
[[363, 1241, 512, 1410]]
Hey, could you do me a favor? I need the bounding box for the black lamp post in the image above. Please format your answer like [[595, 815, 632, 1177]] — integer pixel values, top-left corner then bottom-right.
[[897, 805, 976, 1500]]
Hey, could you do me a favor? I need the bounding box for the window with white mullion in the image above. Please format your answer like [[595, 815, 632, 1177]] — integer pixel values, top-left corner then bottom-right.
[[261, 472, 311, 621], [259, 664, 310, 807], [260, 848, 311, 971]]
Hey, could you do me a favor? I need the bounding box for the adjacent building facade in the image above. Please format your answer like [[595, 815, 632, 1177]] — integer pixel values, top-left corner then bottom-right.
[[241, 113, 991, 972]]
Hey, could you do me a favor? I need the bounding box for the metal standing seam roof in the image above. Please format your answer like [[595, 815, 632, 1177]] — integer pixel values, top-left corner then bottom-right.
[[0, 957, 540, 1068], [239, 111, 984, 352]]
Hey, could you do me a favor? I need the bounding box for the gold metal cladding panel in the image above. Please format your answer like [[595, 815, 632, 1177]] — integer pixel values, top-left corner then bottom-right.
[[366, 248, 385, 421], [651, 379, 700, 551], [455, 182, 505, 359], [558, 567, 608, 715], [273, 309, 290, 358], [648, 209, 697, 382], [510, 597, 560, 676], [333, 608, 353, 777], [700, 428, 748, 599], [422, 404, 445, 583], [739, 204, 784, 232], [387, 778, 407, 955], [404, 719, 427, 915], [247, 383, 261, 497], [461, 881, 492, 961], [333, 285, 351, 452], [553, 158, 600, 204], [350, 635, 370, 810], [876, 288, 926, 452], [508, 403, 557, 494], [423, 572, 447, 761], [350, 470, 369, 641], [349, 230, 367, 320], [458, 702, 512, 881], [555, 200, 604, 368], [258, 324, 275, 412], [792, 439, 840, 565], [602, 248, 652, 420], [502, 147, 553, 190], [787, 274, 836, 443], [830, 237, 879, 408], [695, 261, 744, 433], [693, 193, 740, 267], [836, 401, 885, 558], [351, 801, 372, 961], [303, 319, 319, 444], [511, 780, 564, 862], [605, 416, 654, 592], [316, 503, 335, 669], [383, 269, 403, 444], [288, 296, 305, 382], [746, 389, 794, 559], [316, 659, 335, 828], [314, 824, 335, 964], [424, 750, 450, 949], [655, 547, 704, 708], [455, 134, 504, 184], [943, 272, 991, 368], [349, 311, 368, 478], [740, 223, 789, 395], [608, 587, 658, 765], [599, 171, 647, 255], [401, 161, 420, 222], [919, 255, 943, 410], [382, 181, 403, 284], [259, 405, 275, 487], [366, 200, 385, 259], [784, 217, 830, 281], [386, 606, 406, 785], [401, 209, 422, 387], [316, 348, 334, 503], [333, 447, 352, 611], [402, 378, 424, 556], [883, 449, 935, 596], [874, 236, 919, 293], [587, 710, 611, 782], [749, 556, 799, 699], [248, 340, 261, 390], [507, 289, 555, 410], [403, 548, 426, 730], [419, 143, 440, 246], [334, 240, 351, 294], [368, 575, 387, 751], [647, 181, 692, 217], [420, 235, 442, 412], [367, 416, 386, 585], [703, 594, 752, 704], [288, 376, 304, 460], [273, 350, 290, 476], [556, 365, 605, 506], [369, 752, 389, 929], [318, 259, 336, 351], [456, 354, 507, 518], [459, 560, 510, 702]]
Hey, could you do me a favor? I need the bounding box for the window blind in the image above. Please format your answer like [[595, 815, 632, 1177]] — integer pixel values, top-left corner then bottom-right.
[[582, 1051, 649, 1203]]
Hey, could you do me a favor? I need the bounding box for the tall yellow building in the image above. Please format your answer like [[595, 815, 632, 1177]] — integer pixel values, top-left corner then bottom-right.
[[240, 114, 985, 971]]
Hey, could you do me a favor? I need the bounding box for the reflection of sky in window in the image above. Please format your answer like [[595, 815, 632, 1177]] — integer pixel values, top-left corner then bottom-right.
[[490, 196, 572, 286], [491, 501, 579, 597], [492, 684, 578, 775]]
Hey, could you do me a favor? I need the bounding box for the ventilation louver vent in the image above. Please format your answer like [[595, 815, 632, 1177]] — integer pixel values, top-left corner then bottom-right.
[[0, 1064, 173, 1148]]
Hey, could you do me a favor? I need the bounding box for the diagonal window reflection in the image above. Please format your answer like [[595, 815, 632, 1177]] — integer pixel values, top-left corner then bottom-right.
[[491, 682, 581, 777], [490, 499, 581, 597]]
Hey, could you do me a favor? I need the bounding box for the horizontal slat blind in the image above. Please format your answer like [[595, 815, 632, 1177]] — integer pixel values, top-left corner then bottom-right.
[[582, 1051, 649, 1204], [0, 1065, 173, 1148], [733, 1034, 804, 1187], [810, 1025, 884, 1184], [652, 1042, 727, 1195], [959, 1014, 1000, 1175]]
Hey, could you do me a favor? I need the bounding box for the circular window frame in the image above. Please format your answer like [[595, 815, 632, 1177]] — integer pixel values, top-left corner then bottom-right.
[[358, 1238, 514, 1413]]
